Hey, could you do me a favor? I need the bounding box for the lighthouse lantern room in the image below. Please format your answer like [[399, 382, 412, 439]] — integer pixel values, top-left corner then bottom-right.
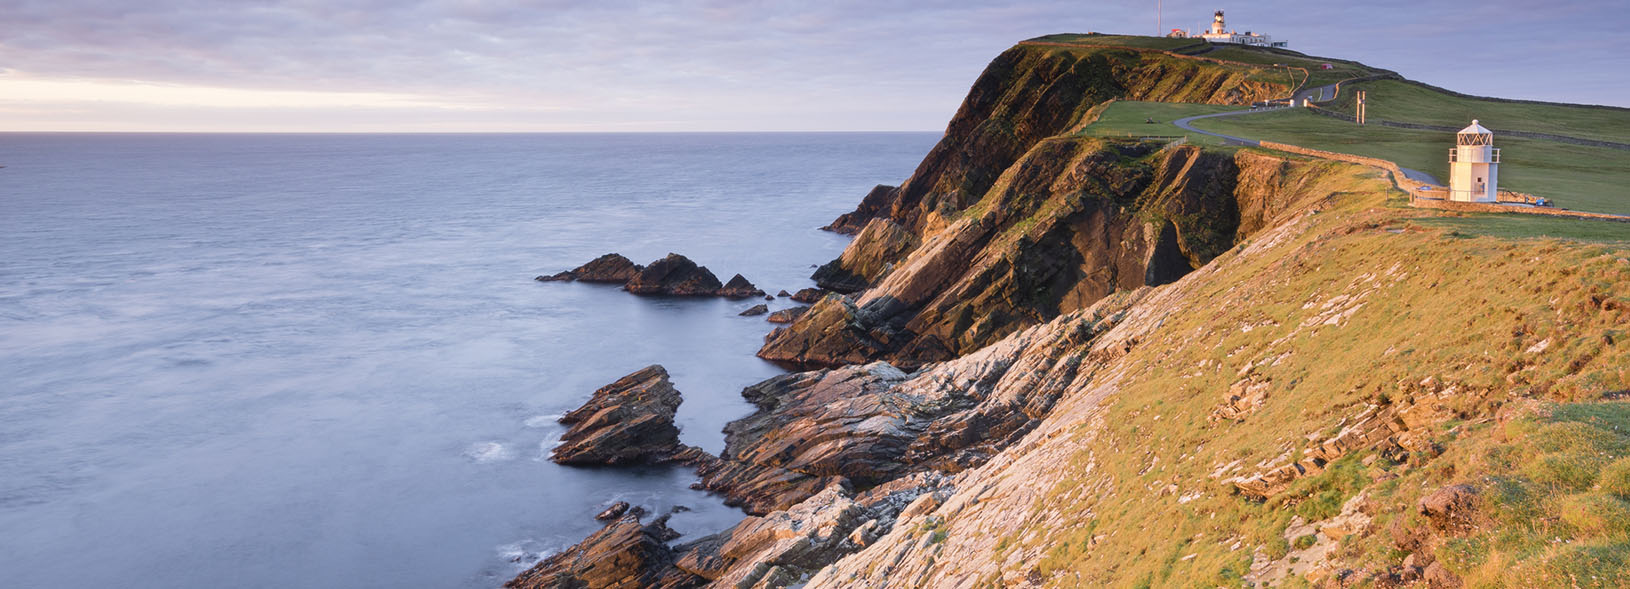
[[1448, 120, 1499, 203]]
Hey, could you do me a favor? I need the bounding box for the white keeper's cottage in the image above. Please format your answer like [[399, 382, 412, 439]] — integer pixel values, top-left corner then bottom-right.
[[1448, 120, 1499, 202]]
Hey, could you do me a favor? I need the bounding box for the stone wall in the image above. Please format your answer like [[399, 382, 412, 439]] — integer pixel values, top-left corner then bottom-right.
[[1257, 140, 1412, 191], [1409, 197, 1630, 223]]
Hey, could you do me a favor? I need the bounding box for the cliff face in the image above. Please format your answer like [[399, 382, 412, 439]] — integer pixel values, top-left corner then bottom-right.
[[804, 194, 1630, 588], [774, 44, 1288, 370], [769, 140, 1324, 369], [834, 45, 1284, 239], [515, 39, 1630, 589]]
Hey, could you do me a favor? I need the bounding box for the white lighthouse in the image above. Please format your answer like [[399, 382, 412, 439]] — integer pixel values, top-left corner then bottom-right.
[[1448, 120, 1499, 202]]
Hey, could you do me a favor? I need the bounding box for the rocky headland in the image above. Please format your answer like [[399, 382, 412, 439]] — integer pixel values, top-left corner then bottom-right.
[[514, 38, 1630, 589]]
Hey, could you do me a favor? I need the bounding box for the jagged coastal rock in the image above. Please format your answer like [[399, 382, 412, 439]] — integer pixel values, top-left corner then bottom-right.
[[505, 512, 704, 589], [764, 306, 807, 324], [515, 38, 1630, 589], [535, 253, 644, 283], [716, 274, 766, 298], [624, 254, 726, 296], [786, 288, 826, 304], [537, 252, 765, 298], [551, 365, 686, 465], [737, 304, 769, 316]]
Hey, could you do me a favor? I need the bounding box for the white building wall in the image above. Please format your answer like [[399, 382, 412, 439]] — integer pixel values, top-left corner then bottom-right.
[[1450, 144, 1498, 202]]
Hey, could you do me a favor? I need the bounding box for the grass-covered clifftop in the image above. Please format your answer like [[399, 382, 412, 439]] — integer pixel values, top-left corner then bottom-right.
[[793, 36, 1630, 588], [807, 161, 1630, 588]]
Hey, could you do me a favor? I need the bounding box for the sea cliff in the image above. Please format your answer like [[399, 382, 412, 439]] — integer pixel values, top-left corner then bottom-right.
[[513, 39, 1630, 589]]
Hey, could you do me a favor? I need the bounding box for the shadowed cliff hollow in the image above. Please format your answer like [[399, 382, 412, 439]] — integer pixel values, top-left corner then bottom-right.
[[763, 44, 1292, 369]]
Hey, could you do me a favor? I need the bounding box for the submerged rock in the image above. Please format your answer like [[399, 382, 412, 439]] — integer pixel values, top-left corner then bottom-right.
[[551, 365, 685, 466], [739, 304, 769, 316]]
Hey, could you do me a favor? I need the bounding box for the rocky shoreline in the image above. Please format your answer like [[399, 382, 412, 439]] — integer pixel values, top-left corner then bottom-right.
[[499, 39, 1630, 589], [510, 39, 1296, 589]]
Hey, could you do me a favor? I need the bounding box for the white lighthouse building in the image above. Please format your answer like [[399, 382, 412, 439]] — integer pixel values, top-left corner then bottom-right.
[[1448, 120, 1499, 202], [1196, 10, 1287, 47]]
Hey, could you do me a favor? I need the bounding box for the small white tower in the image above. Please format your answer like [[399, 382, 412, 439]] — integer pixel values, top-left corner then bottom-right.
[[1209, 10, 1227, 35], [1448, 120, 1499, 202]]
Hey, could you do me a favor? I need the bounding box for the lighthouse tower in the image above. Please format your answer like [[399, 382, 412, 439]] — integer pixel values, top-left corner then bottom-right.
[[1448, 120, 1499, 202], [1209, 10, 1227, 35]]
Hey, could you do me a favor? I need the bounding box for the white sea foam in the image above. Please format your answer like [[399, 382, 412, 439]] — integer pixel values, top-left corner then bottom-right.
[[523, 414, 563, 428], [464, 442, 514, 463], [495, 539, 552, 568]]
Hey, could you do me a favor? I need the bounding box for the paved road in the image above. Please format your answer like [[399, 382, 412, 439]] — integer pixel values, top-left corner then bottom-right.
[[1170, 108, 1280, 146], [1295, 83, 1339, 104]]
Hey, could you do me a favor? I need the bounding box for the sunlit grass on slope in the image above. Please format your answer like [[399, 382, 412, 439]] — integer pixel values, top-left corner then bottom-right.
[[1191, 108, 1630, 217], [983, 160, 1629, 587], [1321, 80, 1630, 145]]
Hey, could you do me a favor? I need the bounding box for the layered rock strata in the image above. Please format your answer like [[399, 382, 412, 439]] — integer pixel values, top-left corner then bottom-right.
[[551, 365, 686, 466], [536, 253, 643, 283], [765, 140, 1316, 370], [504, 512, 704, 589], [765, 42, 1289, 370]]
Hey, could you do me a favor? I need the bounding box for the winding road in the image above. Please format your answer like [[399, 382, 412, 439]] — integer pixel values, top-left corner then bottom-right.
[[1169, 82, 1443, 186]]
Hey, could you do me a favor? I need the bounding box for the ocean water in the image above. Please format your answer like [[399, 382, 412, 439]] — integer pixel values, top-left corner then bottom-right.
[[0, 132, 938, 588]]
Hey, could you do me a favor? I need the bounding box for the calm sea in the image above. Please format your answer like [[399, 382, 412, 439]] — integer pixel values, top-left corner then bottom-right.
[[0, 132, 937, 588]]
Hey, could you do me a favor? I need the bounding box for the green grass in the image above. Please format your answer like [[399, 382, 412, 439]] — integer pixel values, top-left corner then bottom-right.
[[989, 160, 1630, 586], [1411, 215, 1630, 243], [1078, 101, 1244, 145], [1324, 80, 1630, 144], [1204, 45, 1382, 88], [1026, 33, 1205, 51], [1191, 108, 1630, 216]]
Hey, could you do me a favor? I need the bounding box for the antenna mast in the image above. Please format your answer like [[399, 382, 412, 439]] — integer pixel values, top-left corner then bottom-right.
[[1157, 0, 1162, 36]]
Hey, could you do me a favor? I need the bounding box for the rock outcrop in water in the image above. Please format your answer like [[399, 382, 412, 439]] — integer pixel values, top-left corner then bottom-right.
[[551, 365, 686, 466], [536, 253, 644, 283], [716, 274, 766, 299], [505, 512, 704, 589], [537, 253, 767, 298]]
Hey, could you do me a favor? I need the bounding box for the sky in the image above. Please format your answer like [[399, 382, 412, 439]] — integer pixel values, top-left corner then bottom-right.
[[2, 0, 1626, 132]]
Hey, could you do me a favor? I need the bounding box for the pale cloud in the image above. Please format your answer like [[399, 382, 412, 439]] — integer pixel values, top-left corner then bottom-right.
[[0, 1, 1625, 132], [0, 75, 498, 111]]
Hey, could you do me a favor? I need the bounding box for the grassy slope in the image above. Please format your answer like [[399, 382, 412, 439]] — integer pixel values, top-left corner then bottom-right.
[[1203, 46, 1382, 88], [988, 161, 1630, 587], [1048, 35, 1630, 217], [1077, 101, 1243, 146], [1190, 109, 1630, 216], [1323, 79, 1630, 143]]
